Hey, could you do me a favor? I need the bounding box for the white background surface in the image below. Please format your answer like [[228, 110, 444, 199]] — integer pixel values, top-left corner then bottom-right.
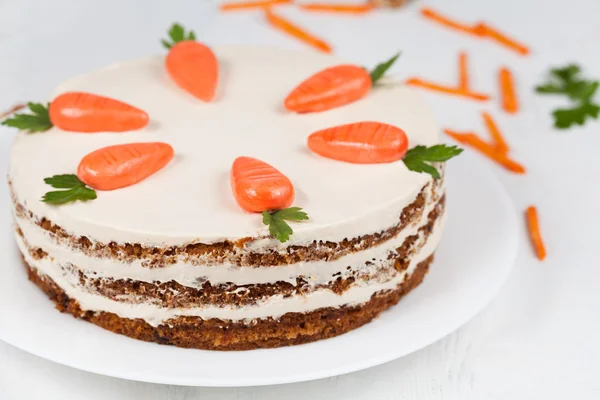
[[0, 0, 599, 398]]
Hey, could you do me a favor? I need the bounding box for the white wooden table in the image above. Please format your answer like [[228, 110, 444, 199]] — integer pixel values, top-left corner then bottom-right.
[[1, 0, 599, 398]]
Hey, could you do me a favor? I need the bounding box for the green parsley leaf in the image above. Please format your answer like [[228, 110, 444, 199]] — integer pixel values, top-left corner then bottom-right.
[[552, 102, 600, 129], [161, 23, 197, 49], [261, 207, 309, 243], [536, 64, 600, 129], [370, 52, 401, 85], [1, 102, 52, 133], [402, 145, 463, 179], [42, 174, 97, 205]]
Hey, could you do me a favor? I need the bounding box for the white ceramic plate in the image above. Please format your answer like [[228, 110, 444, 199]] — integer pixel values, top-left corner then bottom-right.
[[0, 131, 518, 387]]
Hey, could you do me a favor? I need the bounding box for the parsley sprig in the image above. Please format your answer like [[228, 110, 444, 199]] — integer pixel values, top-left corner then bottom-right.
[[1, 103, 52, 133], [262, 207, 309, 243], [42, 175, 97, 205], [161, 23, 196, 49], [369, 52, 401, 85], [535, 64, 600, 129], [402, 145, 463, 179]]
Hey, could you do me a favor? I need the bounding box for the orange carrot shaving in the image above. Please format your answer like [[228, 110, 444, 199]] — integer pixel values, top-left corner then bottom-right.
[[264, 8, 332, 53], [405, 78, 490, 102], [474, 23, 530, 56], [481, 111, 509, 153], [458, 51, 469, 90], [220, 0, 291, 11], [443, 129, 525, 174], [0, 103, 26, 120], [525, 206, 547, 261], [420, 7, 483, 37], [499, 67, 518, 114], [298, 3, 373, 14]]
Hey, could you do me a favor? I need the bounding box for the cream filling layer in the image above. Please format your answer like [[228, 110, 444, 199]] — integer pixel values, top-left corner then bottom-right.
[[18, 216, 444, 325], [14, 186, 442, 288]]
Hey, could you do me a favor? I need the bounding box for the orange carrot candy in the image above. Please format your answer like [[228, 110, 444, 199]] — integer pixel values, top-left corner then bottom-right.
[[230, 156, 295, 213], [525, 206, 547, 261], [499, 67, 519, 114], [220, 0, 291, 11], [298, 3, 373, 14], [2, 94, 149, 134], [77, 142, 174, 191], [265, 8, 332, 54], [162, 23, 218, 102], [285, 53, 400, 113], [308, 121, 408, 164]]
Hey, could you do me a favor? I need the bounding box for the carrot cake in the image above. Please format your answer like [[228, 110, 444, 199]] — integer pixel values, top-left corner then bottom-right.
[[7, 43, 456, 350]]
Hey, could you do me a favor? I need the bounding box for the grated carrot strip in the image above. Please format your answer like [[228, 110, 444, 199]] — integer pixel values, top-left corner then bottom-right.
[[458, 51, 469, 90], [420, 7, 483, 37], [474, 23, 530, 56], [220, 0, 292, 11], [0, 103, 25, 120], [481, 111, 509, 153], [298, 3, 373, 14], [405, 78, 490, 102], [443, 129, 525, 174], [264, 8, 332, 53], [525, 206, 547, 261], [499, 66, 519, 114]]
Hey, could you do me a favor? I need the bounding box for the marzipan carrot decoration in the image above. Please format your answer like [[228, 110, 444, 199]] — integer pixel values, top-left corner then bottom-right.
[[220, 0, 291, 11], [481, 111, 510, 153], [458, 51, 469, 90], [499, 67, 519, 114], [474, 23, 530, 56], [298, 3, 373, 14], [2, 94, 149, 133], [78, 142, 175, 190], [525, 206, 547, 261], [285, 53, 400, 113], [231, 156, 295, 212], [420, 7, 483, 37], [231, 157, 308, 243], [307, 121, 409, 164], [162, 24, 218, 102], [265, 8, 332, 54], [444, 130, 525, 174], [405, 78, 490, 102]]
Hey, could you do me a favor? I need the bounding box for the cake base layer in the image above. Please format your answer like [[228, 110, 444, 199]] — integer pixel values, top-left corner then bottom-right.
[[24, 255, 433, 351]]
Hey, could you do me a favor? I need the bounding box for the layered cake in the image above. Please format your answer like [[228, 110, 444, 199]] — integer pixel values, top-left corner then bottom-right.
[[6, 33, 458, 350]]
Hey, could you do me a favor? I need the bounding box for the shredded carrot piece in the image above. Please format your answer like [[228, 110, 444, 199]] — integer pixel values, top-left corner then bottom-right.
[[298, 3, 373, 14], [420, 7, 483, 37], [499, 67, 518, 114], [220, 0, 291, 11], [405, 78, 490, 102], [475, 23, 530, 56], [443, 129, 525, 174], [525, 206, 546, 261], [264, 9, 332, 53], [458, 51, 469, 90], [0, 103, 25, 120], [481, 111, 509, 153]]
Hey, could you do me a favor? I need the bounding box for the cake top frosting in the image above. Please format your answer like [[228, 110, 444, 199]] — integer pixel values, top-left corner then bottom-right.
[[9, 46, 440, 246]]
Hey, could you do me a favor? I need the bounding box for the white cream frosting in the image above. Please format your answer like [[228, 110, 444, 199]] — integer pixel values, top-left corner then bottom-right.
[[9, 46, 440, 247], [14, 182, 442, 288], [17, 215, 445, 325]]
